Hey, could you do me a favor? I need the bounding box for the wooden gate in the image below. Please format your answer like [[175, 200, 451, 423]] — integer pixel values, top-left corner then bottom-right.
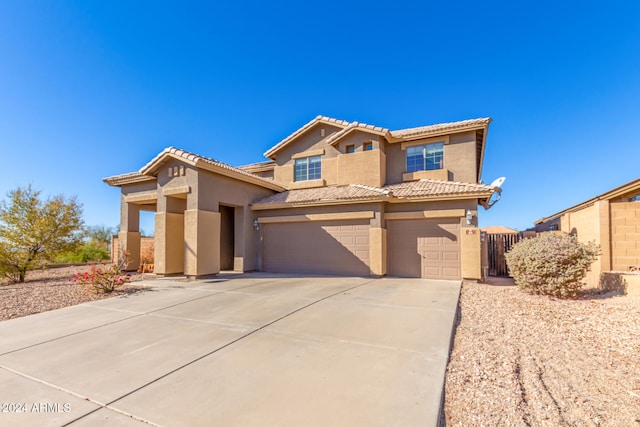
[[487, 233, 521, 277]]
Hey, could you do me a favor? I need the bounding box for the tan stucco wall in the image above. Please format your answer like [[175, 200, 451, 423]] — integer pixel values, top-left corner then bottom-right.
[[369, 227, 387, 276], [184, 209, 221, 276], [610, 202, 640, 271], [385, 131, 478, 185], [460, 227, 481, 280], [271, 123, 342, 187], [337, 149, 386, 187]]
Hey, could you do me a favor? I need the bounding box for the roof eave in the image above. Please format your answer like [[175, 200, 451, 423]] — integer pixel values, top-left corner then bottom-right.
[[387, 192, 495, 204], [102, 173, 157, 187], [388, 123, 491, 143]]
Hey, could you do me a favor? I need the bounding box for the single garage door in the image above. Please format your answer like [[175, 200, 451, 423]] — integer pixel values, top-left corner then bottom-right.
[[388, 218, 460, 279], [262, 220, 370, 276]]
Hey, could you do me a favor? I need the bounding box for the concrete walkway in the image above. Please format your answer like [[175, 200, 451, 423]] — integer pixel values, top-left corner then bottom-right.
[[0, 274, 461, 427]]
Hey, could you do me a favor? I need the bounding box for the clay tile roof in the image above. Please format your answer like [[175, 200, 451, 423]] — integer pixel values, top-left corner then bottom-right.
[[390, 117, 492, 139], [238, 160, 276, 171], [252, 184, 388, 205], [382, 179, 495, 198], [264, 115, 351, 159], [103, 171, 156, 186], [324, 121, 390, 146]]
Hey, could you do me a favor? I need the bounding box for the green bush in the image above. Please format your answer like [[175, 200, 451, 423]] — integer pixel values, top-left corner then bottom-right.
[[505, 233, 600, 297], [55, 241, 110, 263]]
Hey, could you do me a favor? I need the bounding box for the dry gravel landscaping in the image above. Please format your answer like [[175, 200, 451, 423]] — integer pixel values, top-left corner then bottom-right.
[[0, 265, 151, 321], [445, 278, 640, 426], [2, 268, 639, 425]]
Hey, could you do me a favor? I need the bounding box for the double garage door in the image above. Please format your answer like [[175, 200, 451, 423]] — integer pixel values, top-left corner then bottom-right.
[[262, 220, 370, 276], [261, 218, 460, 280], [388, 219, 461, 280]]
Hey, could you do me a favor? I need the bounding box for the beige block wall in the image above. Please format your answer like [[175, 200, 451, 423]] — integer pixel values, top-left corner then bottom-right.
[[610, 202, 640, 271], [460, 226, 481, 280], [155, 212, 184, 275], [111, 236, 154, 265], [369, 227, 387, 276], [184, 209, 221, 276], [559, 203, 604, 288]]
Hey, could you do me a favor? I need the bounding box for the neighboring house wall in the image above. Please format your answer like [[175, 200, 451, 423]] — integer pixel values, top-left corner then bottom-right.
[[534, 179, 640, 290], [610, 202, 640, 271]]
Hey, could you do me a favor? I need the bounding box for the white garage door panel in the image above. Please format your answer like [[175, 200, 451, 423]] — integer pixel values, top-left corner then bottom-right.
[[263, 220, 370, 276]]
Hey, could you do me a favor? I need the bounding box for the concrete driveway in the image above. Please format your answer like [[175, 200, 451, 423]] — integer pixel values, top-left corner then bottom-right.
[[0, 274, 461, 427]]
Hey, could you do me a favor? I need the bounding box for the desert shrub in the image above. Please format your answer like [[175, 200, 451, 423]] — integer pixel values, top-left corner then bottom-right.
[[56, 241, 111, 263], [72, 264, 130, 294], [505, 233, 600, 297]]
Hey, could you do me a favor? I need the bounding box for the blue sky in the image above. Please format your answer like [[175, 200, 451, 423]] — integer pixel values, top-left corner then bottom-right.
[[1, 1, 639, 234]]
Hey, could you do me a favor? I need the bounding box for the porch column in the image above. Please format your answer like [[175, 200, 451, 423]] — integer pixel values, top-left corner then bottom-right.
[[155, 212, 185, 275], [184, 209, 221, 277], [118, 199, 141, 271]]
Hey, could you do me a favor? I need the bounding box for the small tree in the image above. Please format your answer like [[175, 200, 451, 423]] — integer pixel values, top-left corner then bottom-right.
[[505, 233, 600, 297], [0, 186, 84, 283]]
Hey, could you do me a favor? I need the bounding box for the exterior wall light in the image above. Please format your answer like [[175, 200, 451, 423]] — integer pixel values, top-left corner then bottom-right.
[[465, 210, 473, 225], [253, 219, 260, 231]]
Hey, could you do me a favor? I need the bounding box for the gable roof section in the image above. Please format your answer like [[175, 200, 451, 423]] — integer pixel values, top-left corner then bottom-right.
[[263, 115, 351, 159], [252, 179, 497, 209], [534, 178, 640, 224], [104, 147, 285, 191], [324, 121, 390, 146], [263, 115, 492, 164]]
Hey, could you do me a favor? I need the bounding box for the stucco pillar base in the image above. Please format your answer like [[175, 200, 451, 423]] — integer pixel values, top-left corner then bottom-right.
[[370, 227, 387, 276], [117, 231, 140, 272], [461, 227, 481, 280], [155, 212, 185, 275], [184, 209, 221, 277]]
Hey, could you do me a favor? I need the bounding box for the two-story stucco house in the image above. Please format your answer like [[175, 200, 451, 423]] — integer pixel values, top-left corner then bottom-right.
[[104, 115, 500, 280]]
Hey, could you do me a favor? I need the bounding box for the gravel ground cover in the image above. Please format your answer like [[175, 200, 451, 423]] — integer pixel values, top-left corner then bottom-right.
[[444, 278, 640, 426], [0, 265, 152, 321]]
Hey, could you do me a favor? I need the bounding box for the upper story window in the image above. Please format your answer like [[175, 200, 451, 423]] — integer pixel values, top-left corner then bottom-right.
[[294, 155, 321, 181], [406, 142, 444, 172], [363, 142, 373, 151], [631, 195, 640, 202], [346, 145, 355, 154]]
